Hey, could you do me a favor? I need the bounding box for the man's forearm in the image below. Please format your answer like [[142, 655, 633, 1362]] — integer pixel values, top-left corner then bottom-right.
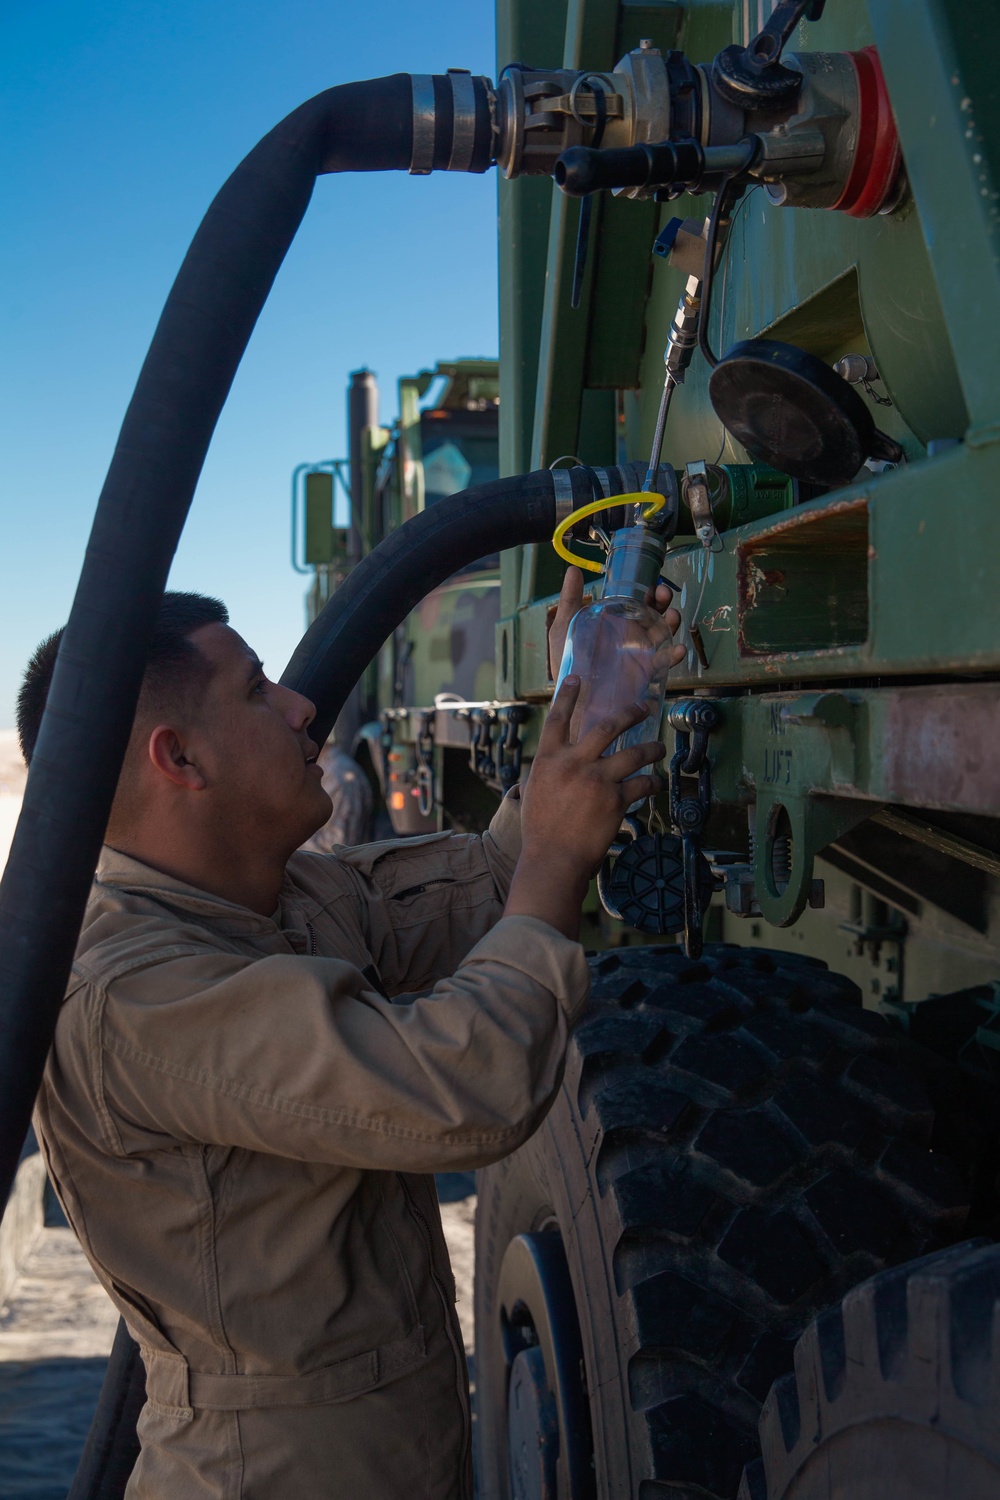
[[480, 786, 524, 904], [504, 849, 590, 941]]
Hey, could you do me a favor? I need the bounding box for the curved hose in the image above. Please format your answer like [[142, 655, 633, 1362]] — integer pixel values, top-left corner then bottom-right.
[[0, 63, 664, 1494], [0, 71, 495, 1210], [282, 461, 673, 743], [0, 76, 486, 1499]]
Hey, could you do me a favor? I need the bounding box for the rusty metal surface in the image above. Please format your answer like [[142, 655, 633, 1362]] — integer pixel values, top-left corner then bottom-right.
[[878, 684, 1000, 815], [708, 681, 1000, 818], [735, 494, 871, 659]]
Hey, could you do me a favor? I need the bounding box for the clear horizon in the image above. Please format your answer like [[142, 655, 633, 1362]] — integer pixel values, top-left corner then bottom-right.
[[1, 1, 500, 729]]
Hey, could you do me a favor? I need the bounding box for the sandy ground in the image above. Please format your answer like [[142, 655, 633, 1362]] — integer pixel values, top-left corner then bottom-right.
[[0, 1225, 121, 1499], [0, 1229, 120, 1364], [0, 1180, 478, 1496], [0, 730, 26, 796], [0, 798, 21, 876], [440, 1191, 478, 1354], [0, 730, 26, 876]]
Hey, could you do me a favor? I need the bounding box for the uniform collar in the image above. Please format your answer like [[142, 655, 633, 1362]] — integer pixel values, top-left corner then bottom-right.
[[95, 845, 314, 945]]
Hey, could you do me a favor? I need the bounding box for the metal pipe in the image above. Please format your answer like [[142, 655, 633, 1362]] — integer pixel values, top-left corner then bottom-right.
[[347, 369, 379, 568]]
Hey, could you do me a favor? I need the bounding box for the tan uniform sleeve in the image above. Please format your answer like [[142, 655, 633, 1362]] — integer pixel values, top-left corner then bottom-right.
[[92, 913, 589, 1173], [331, 787, 524, 995]]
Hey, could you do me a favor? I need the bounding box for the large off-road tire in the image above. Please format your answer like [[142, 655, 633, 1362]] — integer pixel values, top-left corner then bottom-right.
[[474, 945, 968, 1500], [739, 1239, 1000, 1499]]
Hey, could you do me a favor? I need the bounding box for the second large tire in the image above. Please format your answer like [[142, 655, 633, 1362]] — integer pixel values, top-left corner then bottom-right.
[[474, 944, 969, 1500], [740, 1239, 1000, 1499]]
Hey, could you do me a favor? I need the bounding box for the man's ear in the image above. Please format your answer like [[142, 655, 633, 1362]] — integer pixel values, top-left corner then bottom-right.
[[147, 725, 207, 791]]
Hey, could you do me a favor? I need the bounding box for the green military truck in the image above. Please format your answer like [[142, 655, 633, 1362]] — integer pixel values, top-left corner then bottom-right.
[[9, 0, 1000, 1495], [295, 358, 506, 837], [287, 1, 1000, 1494]]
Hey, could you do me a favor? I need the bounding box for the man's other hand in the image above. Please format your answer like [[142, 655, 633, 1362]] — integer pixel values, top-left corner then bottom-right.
[[546, 565, 684, 680], [505, 681, 665, 940]]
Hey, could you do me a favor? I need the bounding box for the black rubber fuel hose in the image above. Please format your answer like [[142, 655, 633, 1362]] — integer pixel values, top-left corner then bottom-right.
[[0, 71, 492, 1212], [0, 69, 497, 1500], [281, 460, 669, 743]]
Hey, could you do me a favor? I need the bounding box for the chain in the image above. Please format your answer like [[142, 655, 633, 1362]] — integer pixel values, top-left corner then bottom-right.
[[666, 699, 720, 958], [415, 710, 436, 818], [379, 710, 395, 761], [862, 375, 892, 407], [467, 707, 498, 783], [497, 705, 529, 792], [452, 703, 532, 792]]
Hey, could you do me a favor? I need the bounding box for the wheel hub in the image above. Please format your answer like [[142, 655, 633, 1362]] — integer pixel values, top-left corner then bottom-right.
[[498, 1231, 593, 1500], [508, 1345, 559, 1500]]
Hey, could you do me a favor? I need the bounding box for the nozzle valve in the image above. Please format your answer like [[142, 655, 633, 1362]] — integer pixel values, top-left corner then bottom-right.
[[554, 138, 759, 197]]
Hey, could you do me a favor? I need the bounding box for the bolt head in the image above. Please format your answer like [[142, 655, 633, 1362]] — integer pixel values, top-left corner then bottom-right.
[[676, 799, 703, 830]]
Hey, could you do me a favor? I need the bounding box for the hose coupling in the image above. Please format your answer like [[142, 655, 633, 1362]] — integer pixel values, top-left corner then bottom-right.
[[408, 72, 495, 176]]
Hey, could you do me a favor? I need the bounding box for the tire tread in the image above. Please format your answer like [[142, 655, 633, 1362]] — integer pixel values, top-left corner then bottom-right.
[[572, 946, 967, 1497]]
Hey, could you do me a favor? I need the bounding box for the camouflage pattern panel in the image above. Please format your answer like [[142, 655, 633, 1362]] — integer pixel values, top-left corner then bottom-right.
[[401, 571, 500, 709]]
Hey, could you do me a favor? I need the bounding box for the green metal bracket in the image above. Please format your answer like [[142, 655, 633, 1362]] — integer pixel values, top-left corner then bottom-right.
[[870, 0, 1000, 432], [303, 471, 335, 565], [755, 790, 872, 927]]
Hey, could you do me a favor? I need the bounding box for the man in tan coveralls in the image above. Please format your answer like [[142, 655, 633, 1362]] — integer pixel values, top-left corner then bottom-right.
[[18, 577, 680, 1499]]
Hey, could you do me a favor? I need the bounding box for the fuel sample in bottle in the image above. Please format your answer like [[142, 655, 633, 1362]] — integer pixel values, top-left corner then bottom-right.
[[555, 520, 673, 752]]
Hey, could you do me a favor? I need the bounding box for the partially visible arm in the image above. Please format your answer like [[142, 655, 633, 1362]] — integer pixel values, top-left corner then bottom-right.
[[505, 681, 665, 940], [89, 922, 589, 1174], [546, 565, 681, 678], [330, 567, 681, 984], [330, 788, 524, 996], [333, 690, 663, 987]]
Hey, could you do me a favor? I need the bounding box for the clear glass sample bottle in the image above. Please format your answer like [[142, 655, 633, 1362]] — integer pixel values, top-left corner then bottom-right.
[[555, 522, 674, 753]]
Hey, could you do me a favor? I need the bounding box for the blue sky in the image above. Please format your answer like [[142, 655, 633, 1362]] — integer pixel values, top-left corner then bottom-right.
[[0, 1, 500, 728]]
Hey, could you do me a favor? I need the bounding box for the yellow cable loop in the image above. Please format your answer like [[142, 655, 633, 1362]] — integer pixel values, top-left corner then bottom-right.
[[552, 491, 666, 574]]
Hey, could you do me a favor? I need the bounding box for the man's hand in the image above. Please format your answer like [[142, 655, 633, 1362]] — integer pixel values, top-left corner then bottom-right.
[[546, 565, 684, 679], [505, 679, 665, 940]]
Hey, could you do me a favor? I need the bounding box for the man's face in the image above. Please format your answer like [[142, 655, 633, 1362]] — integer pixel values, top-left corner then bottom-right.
[[179, 623, 333, 855]]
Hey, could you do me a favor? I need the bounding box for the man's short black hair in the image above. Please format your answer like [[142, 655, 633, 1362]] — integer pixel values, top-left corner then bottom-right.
[[17, 591, 229, 766]]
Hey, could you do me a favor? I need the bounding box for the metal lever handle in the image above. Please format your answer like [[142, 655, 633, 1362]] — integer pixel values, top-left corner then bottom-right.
[[554, 139, 757, 198], [555, 141, 703, 196], [711, 0, 825, 109], [743, 0, 819, 74]]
